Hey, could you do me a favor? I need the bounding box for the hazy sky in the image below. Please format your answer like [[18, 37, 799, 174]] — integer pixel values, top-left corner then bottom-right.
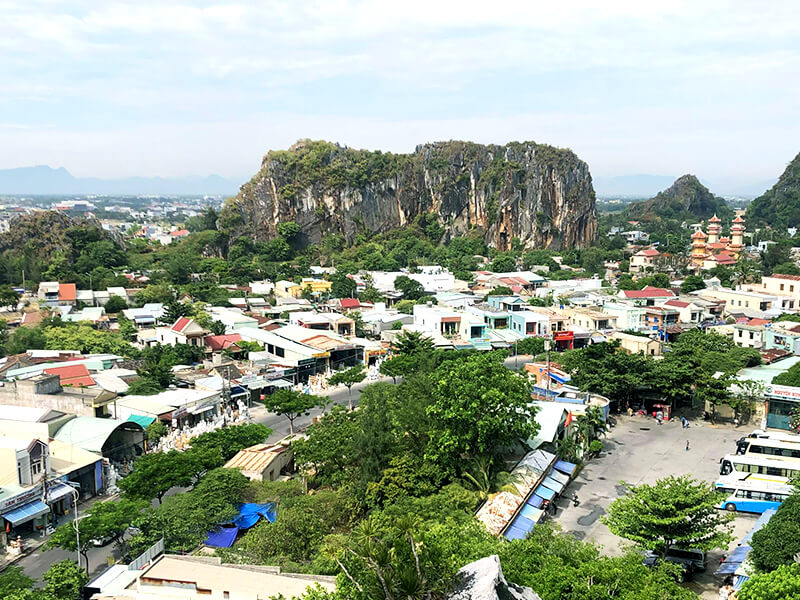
[[2, 1, 798, 186]]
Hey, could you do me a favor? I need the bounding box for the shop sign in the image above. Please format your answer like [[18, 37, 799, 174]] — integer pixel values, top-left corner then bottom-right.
[[0, 485, 43, 512], [553, 331, 574, 342], [765, 384, 800, 401]]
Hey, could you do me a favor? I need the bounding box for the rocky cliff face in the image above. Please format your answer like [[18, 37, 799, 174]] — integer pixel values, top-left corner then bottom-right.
[[221, 140, 597, 251]]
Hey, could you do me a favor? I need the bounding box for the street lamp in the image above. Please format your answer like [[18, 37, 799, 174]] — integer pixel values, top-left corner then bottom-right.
[[68, 486, 81, 569]]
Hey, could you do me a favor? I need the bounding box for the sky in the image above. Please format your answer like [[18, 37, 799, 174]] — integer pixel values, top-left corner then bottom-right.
[[1, 1, 799, 188]]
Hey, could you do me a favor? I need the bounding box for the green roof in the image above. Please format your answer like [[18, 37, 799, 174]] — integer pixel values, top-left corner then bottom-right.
[[126, 414, 156, 428]]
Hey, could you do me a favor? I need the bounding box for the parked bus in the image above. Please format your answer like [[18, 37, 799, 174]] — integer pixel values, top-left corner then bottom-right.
[[737, 437, 800, 460], [714, 477, 793, 513], [737, 430, 800, 454], [720, 453, 800, 479]]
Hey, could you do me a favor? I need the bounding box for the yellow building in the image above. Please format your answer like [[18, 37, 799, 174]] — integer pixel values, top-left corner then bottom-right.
[[300, 278, 333, 295]]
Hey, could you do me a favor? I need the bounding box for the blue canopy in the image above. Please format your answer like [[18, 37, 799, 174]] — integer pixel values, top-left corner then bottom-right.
[[535, 484, 555, 501], [542, 475, 565, 494], [714, 544, 752, 576], [205, 526, 239, 548], [554, 460, 577, 475], [222, 503, 277, 530], [525, 494, 545, 509], [2, 500, 50, 525]]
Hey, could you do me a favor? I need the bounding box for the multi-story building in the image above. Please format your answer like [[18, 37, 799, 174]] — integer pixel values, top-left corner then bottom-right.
[[629, 248, 660, 273]]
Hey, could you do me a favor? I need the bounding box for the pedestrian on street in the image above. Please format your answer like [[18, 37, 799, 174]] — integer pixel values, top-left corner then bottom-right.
[[686, 440, 690, 451]]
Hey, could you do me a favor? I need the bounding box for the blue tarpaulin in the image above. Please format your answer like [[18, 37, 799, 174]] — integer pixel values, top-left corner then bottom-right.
[[222, 503, 277, 530], [205, 526, 239, 548]]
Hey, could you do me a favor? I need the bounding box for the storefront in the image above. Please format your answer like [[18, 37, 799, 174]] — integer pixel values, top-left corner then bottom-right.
[[1, 486, 50, 535], [764, 383, 800, 430]]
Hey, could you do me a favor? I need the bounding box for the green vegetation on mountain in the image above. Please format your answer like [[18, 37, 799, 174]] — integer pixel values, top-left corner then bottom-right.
[[625, 175, 731, 221], [747, 151, 800, 229]]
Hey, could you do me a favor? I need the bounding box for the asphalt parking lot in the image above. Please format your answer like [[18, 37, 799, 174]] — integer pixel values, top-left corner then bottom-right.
[[551, 414, 758, 599]]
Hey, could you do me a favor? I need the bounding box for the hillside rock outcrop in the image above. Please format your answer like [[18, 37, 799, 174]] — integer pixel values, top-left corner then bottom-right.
[[220, 140, 597, 251], [625, 174, 730, 220], [747, 152, 800, 229]]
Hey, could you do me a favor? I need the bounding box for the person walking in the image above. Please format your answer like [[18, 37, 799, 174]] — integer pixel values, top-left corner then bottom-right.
[[686, 440, 690, 451]]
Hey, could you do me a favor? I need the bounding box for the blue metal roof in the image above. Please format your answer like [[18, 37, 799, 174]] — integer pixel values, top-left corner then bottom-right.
[[2, 500, 49, 525], [554, 459, 577, 475]]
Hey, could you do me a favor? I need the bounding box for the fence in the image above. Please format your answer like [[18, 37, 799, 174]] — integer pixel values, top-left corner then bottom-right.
[[128, 538, 164, 571]]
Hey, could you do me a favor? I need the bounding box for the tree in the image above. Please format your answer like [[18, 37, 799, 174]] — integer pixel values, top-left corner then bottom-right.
[[391, 329, 434, 356], [43, 559, 89, 600], [293, 406, 361, 488], [394, 275, 425, 301], [728, 380, 766, 425], [46, 513, 102, 572], [602, 475, 734, 559], [117, 450, 196, 503], [572, 405, 607, 455], [0, 286, 19, 311], [738, 563, 800, 600], [750, 494, 800, 572], [679, 274, 706, 294], [0, 566, 34, 596], [263, 389, 324, 434], [491, 253, 516, 272], [485, 285, 514, 299], [774, 361, 800, 387], [516, 336, 545, 356], [161, 300, 192, 324], [330, 273, 357, 299], [328, 364, 366, 410], [84, 497, 148, 551], [190, 423, 272, 461], [104, 295, 128, 314], [146, 420, 168, 446], [425, 353, 538, 474]]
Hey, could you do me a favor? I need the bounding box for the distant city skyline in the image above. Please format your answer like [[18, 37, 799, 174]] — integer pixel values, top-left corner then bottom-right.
[[1, 1, 798, 187]]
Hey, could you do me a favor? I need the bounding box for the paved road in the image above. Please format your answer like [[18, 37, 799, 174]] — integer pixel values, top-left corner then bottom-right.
[[549, 415, 757, 599]]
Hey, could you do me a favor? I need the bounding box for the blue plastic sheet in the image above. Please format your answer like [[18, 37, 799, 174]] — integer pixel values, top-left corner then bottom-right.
[[205, 526, 239, 548], [554, 460, 577, 475], [222, 503, 277, 530]]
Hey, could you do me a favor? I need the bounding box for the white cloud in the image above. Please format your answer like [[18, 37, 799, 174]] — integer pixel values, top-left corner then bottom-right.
[[0, 0, 797, 182]]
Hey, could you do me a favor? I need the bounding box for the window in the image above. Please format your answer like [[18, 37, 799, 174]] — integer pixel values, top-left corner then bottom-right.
[[31, 460, 42, 476], [275, 346, 285, 358], [749, 332, 754, 340], [781, 284, 785, 291]]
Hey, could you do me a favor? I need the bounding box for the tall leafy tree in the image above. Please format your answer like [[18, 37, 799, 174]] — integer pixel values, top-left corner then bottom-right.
[[328, 364, 366, 410], [117, 450, 196, 503], [190, 423, 272, 461], [263, 389, 323, 434], [391, 329, 434, 356], [602, 475, 734, 559], [42, 559, 88, 600], [425, 353, 538, 475]]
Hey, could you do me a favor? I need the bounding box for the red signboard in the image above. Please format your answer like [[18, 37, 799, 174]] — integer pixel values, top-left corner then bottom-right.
[[553, 331, 574, 342]]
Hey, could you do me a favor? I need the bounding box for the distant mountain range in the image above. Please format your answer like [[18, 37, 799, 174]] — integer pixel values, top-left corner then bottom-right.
[[0, 166, 241, 196], [593, 174, 776, 198]]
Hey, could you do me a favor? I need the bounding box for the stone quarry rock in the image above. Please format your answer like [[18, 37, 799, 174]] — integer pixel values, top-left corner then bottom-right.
[[221, 140, 597, 251], [446, 555, 542, 600]]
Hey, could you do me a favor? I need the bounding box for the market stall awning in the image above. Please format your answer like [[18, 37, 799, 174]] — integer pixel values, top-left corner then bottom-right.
[[3, 500, 50, 525], [126, 414, 155, 428], [541, 475, 566, 495], [534, 484, 555, 501], [554, 460, 577, 476], [46, 483, 74, 503], [268, 379, 292, 389]]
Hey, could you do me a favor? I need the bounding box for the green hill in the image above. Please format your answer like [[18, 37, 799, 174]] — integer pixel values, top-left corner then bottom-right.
[[747, 152, 800, 229], [625, 175, 730, 221]]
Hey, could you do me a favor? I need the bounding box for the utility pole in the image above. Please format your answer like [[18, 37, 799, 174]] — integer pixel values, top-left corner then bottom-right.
[[545, 337, 551, 398]]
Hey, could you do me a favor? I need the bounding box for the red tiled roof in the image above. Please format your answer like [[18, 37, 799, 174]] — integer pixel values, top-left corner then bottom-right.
[[772, 274, 800, 281], [339, 298, 361, 309], [204, 334, 243, 352], [639, 249, 660, 257], [664, 300, 690, 308], [170, 229, 189, 237], [44, 364, 95, 388], [622, 286, 675, 299], [58, 283, 77, 302], [691, 230, 707, 239], [748, 318, 770, 326], [171, 317, 193, 333], [21, 311, 43, 327]]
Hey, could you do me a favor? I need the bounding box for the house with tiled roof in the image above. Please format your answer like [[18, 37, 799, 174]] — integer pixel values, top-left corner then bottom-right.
[[204, 333, 243, 354], [37, 282, 77, 307], [758, 274, 800, 302], [156, 317, 207, 347], [618, 286, 675, 306], [629, 248, 661, 273], [44, 364, 96, 388]]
